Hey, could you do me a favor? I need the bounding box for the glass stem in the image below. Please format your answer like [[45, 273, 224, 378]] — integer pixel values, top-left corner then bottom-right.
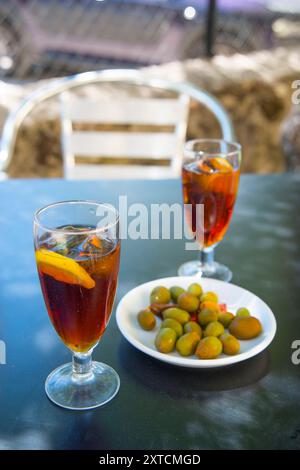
[[72, 352, 93, 378], [200, 247, 214, 266]]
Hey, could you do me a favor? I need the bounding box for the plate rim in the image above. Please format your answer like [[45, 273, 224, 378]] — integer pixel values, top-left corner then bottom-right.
[[116, 276, 277, 368]]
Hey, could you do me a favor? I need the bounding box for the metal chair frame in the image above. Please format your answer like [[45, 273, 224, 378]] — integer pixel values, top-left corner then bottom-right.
[[0, 68, 235, 175]]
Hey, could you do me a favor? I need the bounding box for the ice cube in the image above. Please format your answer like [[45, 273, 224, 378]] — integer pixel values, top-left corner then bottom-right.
[[72, 234, 104, 260], [194, 159, 216, 174]]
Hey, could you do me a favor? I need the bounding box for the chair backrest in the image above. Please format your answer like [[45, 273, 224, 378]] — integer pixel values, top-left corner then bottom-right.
[[0, 69, 235, 177], [61, 92, 189, 179]]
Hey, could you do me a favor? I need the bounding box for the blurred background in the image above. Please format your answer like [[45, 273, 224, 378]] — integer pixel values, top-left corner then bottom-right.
[[1, 0, 300, 177]]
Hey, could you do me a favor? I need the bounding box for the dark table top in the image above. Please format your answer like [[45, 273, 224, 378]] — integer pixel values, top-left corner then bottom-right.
[[0, 174, 300, 450]]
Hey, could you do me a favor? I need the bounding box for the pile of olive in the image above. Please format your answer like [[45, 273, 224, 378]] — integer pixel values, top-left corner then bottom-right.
[[137, 283, 263, 360]]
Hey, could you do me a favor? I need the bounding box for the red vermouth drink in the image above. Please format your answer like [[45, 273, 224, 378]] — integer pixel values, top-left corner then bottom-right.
[[37, 231, 120, 353], [179, 140, 241, 282], [182, 156, 240, 247], [34, 201, 121, 410]]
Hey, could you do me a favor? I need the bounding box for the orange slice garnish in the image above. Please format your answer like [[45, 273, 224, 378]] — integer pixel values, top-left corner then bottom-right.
[[35, 249, 95, 289], [210, 157, 233, 173]]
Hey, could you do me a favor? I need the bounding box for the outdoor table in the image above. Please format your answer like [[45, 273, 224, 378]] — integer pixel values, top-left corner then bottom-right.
[[0, 174, 299, 450]]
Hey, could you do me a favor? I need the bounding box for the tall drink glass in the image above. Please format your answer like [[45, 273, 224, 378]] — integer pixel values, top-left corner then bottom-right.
[[179, 139, 241, 281], [34, 201, 120, 410]]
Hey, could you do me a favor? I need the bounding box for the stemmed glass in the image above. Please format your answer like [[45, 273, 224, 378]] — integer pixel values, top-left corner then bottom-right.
[[178, 139, 241, 282], [34, 200, 120, 410]]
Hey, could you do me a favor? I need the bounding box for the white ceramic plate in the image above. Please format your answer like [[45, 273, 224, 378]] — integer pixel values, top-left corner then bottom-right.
[[116, 277, 277, 368]]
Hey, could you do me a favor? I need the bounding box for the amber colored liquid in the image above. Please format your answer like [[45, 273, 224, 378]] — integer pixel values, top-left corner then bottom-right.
[[182, 160, 240, 247], [38, 240, 120, 353]]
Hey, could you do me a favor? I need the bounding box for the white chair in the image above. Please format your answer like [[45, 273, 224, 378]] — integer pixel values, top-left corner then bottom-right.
[[61, 92, 189, 179], [0, 69, 235, 179]]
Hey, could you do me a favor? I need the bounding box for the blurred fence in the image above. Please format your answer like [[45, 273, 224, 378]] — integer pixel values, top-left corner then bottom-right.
[[0, 0, 299, 81]]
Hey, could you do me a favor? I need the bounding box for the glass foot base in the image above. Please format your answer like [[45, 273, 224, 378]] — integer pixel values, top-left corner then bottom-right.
[[45, 361, 120, 410], [178, 260, 232, 282]]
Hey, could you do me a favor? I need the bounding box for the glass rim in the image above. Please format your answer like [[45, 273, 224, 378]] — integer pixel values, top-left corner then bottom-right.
[[184, 139, 241, 159], [34, 200, 119, 235]]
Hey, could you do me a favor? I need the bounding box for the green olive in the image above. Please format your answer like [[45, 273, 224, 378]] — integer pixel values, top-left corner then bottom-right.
[[184, 321, 202, 338], [200, 291, 218, 304], [195, 336, 223, 359], [176, 332, 200, 357], [150, 286, 171, 304], [162, 307, 190, 325], [204, 321, 224, 338], [161, 318, 183, 338], [187, 283, 203, 297], [155, 328, 176, 353], [229, 316, 262, 340], [236, 307, 250, 318], [170, 285, 185, 302], [137, 309, 156, 331], [178, 293, 199, 312], [198, 307, 219, 327], [218, 312, 235, 328], [220, 333, 240, 355]]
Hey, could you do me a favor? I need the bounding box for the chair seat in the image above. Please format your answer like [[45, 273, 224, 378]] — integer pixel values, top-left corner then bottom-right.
[[67, 164, 179, 180]]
